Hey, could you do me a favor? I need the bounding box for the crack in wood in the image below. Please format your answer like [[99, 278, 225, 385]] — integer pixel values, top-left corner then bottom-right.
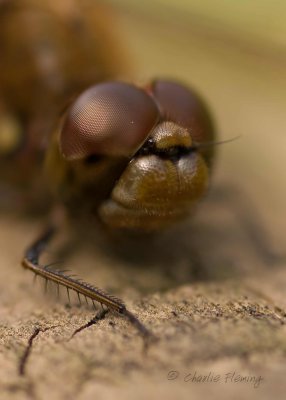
[[70, 308, 109, 338], [69, 308, 156, 354], [18, 326, 58, 376], [19, 328, 41, 376]]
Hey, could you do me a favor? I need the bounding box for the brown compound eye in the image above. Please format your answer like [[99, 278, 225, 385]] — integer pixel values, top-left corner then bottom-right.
[[148, 79, 215, 144], [60, 82, 160, 160]]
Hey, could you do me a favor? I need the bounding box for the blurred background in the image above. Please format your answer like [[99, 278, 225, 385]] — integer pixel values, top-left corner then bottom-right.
[[107, 0, 286, 226]]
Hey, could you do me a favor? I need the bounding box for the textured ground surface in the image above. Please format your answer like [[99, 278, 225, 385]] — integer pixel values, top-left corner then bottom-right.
[[1, 178, 286, 400]]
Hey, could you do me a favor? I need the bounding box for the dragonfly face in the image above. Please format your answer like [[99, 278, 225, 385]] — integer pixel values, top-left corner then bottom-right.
[[1, 0, 216, 335], [45, 80, 215, 231], [0, 1, 215, 226]]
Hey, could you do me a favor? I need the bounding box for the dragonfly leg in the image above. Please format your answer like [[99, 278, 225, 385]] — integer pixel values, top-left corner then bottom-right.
[[22, 226, 153, 341]]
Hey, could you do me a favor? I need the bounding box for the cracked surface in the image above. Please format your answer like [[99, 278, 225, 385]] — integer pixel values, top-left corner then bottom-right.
[[18, 327, 41, 377], [70, 309, 109, 339], [1, 180, 286, 400]]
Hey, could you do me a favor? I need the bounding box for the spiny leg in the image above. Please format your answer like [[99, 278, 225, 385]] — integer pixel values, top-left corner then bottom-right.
[[22, 226, 153, 340]]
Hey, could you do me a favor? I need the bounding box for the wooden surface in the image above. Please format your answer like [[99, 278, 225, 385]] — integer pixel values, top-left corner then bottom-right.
[[1, 2, 286, 400], [1, 182, 286, 400]]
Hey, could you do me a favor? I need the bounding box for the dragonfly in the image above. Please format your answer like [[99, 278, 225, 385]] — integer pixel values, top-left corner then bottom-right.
[[0, 0, 223, 339]]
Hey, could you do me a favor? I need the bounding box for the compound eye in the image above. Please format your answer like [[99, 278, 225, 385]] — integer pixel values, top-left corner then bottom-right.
[[149, 80, 214, 143], [60, 82, 159, 160]]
